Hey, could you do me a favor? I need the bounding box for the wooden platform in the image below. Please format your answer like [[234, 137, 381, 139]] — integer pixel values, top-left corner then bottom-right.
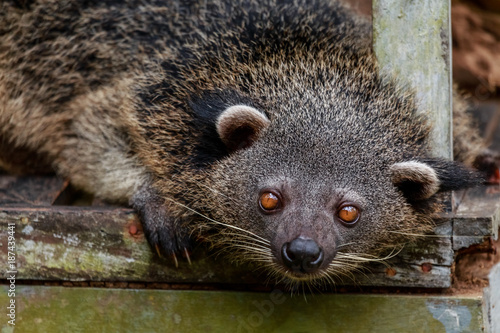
[[1, 176, 499, 332], [0, 286, 488, 333], [0, 176, 498, 287]]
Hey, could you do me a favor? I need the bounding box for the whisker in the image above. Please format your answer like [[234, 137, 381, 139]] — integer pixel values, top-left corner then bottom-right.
[[226, 244, 271, 256], [213, 235, 271, 248], [321, 271, 337, 288], [328, 263, 359, 279], [197, 183, 245, 205], [164, 197, 270, 243], [215, 231, 271, 246], [387, 231, 450, 238], [326, 266, 358, 284], [210, 239, 272, 257], [337, 247, 403, 262], [336, 242, 357, 249], [387, 230, 488, 240]]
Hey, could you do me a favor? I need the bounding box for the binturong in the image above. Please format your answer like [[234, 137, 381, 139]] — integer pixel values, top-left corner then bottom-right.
[[0, 0, 495, 284]]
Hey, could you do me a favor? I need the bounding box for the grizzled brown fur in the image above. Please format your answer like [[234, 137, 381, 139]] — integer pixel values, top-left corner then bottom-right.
[[0, 0, 489, 283]]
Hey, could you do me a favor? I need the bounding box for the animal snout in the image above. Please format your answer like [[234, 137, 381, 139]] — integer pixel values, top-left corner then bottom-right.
[[281, 236, 324, 273]]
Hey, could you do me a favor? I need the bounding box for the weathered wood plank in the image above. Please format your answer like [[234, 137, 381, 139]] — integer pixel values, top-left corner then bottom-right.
[[373, 0, 452, 159], [354, 219, 453, 288], [0, 286, 485, 333], [0, 206, 453, 287], [1, 179, 498, 287], [453, 186, 500, 250], [0, 207, 260, 284], [0, 176, 65, 206]]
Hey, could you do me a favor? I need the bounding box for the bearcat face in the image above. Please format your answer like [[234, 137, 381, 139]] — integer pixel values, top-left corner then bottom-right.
[[197, 84, 480, 284], [185, 49, 480, 284], [207, 116, 411, 283]]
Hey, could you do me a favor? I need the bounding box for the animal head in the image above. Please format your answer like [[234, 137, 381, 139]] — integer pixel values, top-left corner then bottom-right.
[[191, 80, 480, 285], [145, 26, 481, 285]]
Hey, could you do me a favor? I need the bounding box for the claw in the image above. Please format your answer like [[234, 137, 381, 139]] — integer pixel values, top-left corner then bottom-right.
[[155, 244, 163, 258], [172, 251, 179, 268], [184, 248, 192, 266]]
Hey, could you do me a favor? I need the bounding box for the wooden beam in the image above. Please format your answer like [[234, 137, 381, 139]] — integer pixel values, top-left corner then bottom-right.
[[1, 184, 498, 287], [453, 186, 500, 250], [372, 0, 453, 159], [0, 286, 486, 332]]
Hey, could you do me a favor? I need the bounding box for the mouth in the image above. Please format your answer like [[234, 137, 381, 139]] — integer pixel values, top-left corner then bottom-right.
[[277, 268, 326, 282]]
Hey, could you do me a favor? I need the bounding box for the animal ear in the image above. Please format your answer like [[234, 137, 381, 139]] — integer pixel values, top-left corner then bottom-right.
[[390, 159, 482, 201], [216, 105, 270, 152]]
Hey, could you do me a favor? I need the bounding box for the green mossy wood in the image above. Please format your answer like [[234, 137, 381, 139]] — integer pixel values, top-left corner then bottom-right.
[[0, 286, 487, 333], [0, 176, 498, 288]]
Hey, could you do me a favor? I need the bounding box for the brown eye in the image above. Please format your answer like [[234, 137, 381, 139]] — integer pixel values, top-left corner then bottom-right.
[[337, 204, 360, 226], [259, 191, 281, 212]]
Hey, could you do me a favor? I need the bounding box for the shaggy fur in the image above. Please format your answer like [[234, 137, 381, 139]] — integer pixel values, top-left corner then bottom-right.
[[0, 0, 488, 284]]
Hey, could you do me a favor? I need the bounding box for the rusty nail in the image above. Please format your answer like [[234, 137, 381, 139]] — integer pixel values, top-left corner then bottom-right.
[[129, 224, 138, 235], [421, 263, 432, 273]]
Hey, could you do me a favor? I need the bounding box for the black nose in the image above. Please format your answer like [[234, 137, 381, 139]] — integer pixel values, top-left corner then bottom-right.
[[281, 237, 324, 273]]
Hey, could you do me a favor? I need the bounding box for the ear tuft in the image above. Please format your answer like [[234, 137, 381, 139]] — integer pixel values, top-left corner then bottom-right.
[[216, 105, 270, 152], [391, 159, 483, 201], [390, 161, 441, 201]]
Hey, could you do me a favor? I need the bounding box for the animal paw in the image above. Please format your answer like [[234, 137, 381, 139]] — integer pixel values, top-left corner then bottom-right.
[[131, 185, 193, 266], [473, 149, 500, 184]]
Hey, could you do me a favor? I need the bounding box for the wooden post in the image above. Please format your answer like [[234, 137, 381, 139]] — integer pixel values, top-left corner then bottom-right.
[[486, 263, 500, 332], [372, 0, 453, 160]]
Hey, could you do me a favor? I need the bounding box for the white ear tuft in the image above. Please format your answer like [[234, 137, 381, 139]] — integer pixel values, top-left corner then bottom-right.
[[390, 161, 441, 200], [216, 105, 270, 152]]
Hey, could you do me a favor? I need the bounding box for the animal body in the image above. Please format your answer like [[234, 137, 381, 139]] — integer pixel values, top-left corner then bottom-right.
[[0, 0, 492, 284]]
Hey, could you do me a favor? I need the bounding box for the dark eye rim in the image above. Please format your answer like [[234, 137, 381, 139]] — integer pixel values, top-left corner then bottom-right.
[[336, 202, 361, 227], [258, 189, 284, 214]]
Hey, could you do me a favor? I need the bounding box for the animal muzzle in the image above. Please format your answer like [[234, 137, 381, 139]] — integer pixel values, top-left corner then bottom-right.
[[281, 236, 324, 274]]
